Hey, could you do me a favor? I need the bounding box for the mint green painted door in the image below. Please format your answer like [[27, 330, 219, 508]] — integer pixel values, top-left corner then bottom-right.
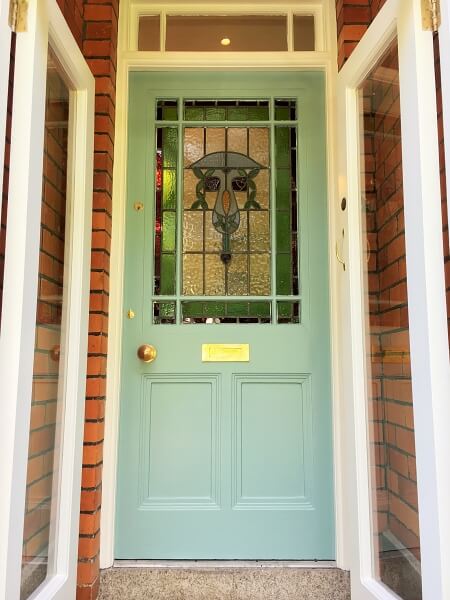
[[116, 72, 334, 559]]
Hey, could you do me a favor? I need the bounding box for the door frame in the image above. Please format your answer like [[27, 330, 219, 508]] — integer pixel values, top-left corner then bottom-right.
[[0, 1, 95, 598], [439, 0, 450, 248], [100, 0, 346, 569], [337, 0, 450, 598], [0, 0, 11, 223]]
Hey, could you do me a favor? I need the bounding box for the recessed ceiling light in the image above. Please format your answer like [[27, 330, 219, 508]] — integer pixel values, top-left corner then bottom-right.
[[221, 37, 231, 46]]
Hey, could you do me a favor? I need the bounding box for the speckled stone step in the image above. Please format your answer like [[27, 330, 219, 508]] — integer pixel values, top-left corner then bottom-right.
[[99, 565, 351, 600]]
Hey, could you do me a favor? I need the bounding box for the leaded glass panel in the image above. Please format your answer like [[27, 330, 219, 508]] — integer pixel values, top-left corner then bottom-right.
[[183, 126, 270, 296], [153, 99, 301, 324]]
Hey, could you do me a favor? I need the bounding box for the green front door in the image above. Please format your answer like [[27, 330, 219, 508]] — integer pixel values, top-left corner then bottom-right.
[[116, 71, 334, 559]]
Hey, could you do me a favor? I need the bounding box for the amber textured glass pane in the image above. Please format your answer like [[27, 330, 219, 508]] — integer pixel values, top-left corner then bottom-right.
[[138, 15, 161, 51], [359, 40, 422, 600], [21, 49, 69, 599], [293, 15, 315, 51], [230, 211, 248, 252], [183, 254, 203, 295], [184, 128, 204, 166], [183, 211, 204, 252], [205, 255, 225, 295], [249, 128, 269, 166], [227, 254, 248, 295], [250, 253, 270, 295], [166, 15, 287, 52], [206, 128, 226, 155], [227, 128, 247, 155], [249, 211, 270, 251]]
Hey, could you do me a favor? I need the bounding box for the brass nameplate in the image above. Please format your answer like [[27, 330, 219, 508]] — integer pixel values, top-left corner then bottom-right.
[[202, 343, 249, 362]]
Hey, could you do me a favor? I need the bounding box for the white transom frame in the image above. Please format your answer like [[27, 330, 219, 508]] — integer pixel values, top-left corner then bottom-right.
[[337, 0, 450, 599], [100, 0, 345, 571], [127, 0, 327, 53]]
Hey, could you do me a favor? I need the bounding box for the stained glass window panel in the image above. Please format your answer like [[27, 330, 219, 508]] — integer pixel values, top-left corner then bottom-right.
[[275, 126, 298, 295], [154, 127, 178, 296], [152, 98, 301, 324], [182, 126, 271, 296], [182, 301, 271, 323]]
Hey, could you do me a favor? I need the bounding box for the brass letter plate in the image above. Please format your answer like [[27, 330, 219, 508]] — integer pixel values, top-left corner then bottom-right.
[[202, 343, 249, 362]]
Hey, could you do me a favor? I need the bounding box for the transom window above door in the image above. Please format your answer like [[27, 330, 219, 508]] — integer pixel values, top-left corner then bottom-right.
[[152, 98, 301, 325], [128, 2, 328, 53]]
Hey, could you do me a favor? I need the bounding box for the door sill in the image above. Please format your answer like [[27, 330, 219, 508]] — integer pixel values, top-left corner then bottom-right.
[[113, 560, 337, 569]]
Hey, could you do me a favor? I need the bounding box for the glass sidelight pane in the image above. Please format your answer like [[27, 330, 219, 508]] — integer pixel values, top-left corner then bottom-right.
[[21, 49, 70, 599], [359, 40, 422, 600]]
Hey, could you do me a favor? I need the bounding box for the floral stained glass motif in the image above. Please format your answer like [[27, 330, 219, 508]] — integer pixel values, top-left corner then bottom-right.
[[183, 127, 270, 296]]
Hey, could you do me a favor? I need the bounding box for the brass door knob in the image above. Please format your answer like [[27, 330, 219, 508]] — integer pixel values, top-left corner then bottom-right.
[[137, 344, 157, 363]]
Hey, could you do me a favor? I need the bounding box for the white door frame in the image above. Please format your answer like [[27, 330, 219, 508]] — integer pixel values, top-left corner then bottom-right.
[[337, 0, 450, 598], [100, 0, 346, 569], [0, 1, 94, 598], [439, 0, 450, 247]]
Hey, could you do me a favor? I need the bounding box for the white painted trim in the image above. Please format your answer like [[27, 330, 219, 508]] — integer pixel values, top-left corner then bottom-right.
[[0, 1, 95, 598], [101, 0, 345, 571], [0, 0, 11, 223], [397, 2, 450, 597], [439, 0, 450, 250], [0, 2, 49, 594], [129, 1, 325, 52], [338, 0, 450, 598]]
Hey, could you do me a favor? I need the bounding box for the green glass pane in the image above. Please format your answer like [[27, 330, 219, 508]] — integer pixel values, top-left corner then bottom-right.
[[182, 302, 204, 317], [185, 107, 204, 120], [153, 301, 176, 324], [204, 302, 226, 317], [160, 254, 176, 295], [248, 106, 270, 120], [276, 211, 291, 253], [277, 301, 300, 323], [226, 302, 249, 317], [276, 169, 291, 211], [275, 128, 290, 168], [228, 107, 247, 121], [276, 253, 292, 295], [278, 301, 292, 317], [275, 106, 290, 120], [162, 106, 178, 120], [162, 212, 176, 252], [160, 302, 175, 317], [205, 107, 226, 120], [249, 302, 271, 317], [162, 128, 178, 167], [162, 169, 176, 209]]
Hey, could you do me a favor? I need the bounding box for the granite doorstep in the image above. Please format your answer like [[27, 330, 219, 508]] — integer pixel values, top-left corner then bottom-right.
[[99, 567, 351, 600]]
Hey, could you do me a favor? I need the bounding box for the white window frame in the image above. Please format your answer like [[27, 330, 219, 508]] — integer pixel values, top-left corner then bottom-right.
[[0, 1, 94, 598], [440, 0, 450, 248], [128, 2, 325, 53], [337, 0, 450, 598]]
